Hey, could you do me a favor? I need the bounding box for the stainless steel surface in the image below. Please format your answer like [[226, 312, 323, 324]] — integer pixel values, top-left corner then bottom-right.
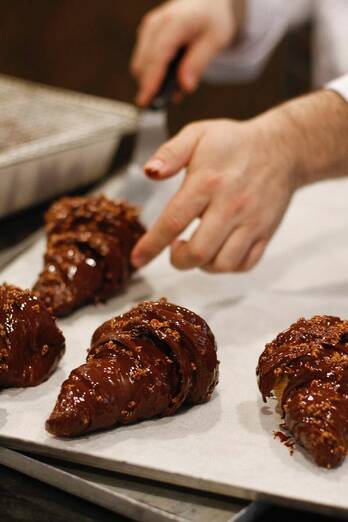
[[0, 448, 251, 522], [132, 109, 167, 166], [0, 230, 42, 270], [0, 74, 138, 218]]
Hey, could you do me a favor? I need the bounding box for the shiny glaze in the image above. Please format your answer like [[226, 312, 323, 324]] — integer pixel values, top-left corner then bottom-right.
[[257, 315, 348, 468], [273, 430, 295, 455], [46, 299, 219, 437], [33, 195, 145, 317], [0, 284, 65, 388]]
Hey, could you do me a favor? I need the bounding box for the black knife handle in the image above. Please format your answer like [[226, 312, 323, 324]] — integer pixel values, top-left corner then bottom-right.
[[149, 47, 186, 110]]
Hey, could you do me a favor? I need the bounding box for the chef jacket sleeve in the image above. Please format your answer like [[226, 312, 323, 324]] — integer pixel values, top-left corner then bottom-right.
[[326, 74, 348, 102], [204, 0, 313, 83]]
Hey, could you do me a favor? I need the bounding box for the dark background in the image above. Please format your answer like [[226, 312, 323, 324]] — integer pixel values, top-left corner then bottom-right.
[[0, 0, 312, 134]]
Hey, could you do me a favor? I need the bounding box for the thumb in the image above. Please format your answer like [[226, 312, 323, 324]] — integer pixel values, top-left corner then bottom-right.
[[144, 123, 204, 179], [178, 35, 219, 93]]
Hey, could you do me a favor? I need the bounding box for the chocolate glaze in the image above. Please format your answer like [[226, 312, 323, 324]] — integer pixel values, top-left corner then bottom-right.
[[33, 195, 145, 317], [257, 315, 348, 468], [273, 430, 295, 455], [46, 299, 219, 437], [0, 284, 65, 388]]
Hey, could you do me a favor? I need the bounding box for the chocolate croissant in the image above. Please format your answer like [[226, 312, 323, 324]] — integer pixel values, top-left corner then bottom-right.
[[33, 195, 145, 317], [257, 315, 348, 468], [0, 284, 65, 388], [46, 299, 219, 437]]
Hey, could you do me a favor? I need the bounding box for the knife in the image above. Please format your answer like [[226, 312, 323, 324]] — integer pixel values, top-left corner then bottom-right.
[[114, 48, 186, 209], [132, 48, 186, 166]]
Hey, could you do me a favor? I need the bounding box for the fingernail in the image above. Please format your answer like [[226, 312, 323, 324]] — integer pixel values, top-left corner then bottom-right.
[[183, 73, 197, 92], [144, 158, 165, 178]]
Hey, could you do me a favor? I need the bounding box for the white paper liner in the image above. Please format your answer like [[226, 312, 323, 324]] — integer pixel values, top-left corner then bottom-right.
[[1, 171, 348, 515]]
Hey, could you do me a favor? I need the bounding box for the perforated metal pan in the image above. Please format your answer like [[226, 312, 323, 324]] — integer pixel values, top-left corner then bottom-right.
[[0, 75, 138, 218]]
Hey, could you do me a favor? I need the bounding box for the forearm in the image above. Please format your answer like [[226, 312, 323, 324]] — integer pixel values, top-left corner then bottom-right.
[[255, 90, 348, 188]]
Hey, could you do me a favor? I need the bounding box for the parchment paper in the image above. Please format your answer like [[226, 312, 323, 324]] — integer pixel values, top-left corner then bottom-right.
[[1, 170, 348, 516]]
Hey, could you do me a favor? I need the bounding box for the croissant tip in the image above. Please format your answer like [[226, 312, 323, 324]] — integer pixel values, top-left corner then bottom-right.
[[45, 413, 62, 436], [46, 408, 90, 437], [32, 195, 145, 317], [258, 315, 348, 468], [45, 411, 71, 437], [45, 417, 57, 436], [33, 282, 70, 318]]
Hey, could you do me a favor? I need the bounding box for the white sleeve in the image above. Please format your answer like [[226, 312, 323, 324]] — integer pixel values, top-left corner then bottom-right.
[[204, 0, 313, 84], [326, 74, 348, 102], [312, 0, 348, 86]]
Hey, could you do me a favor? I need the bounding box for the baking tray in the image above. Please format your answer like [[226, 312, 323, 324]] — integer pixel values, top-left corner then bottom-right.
[[0, 448, 256, 522], [1, 173, 348, 518], [0, 74, 138, 218]]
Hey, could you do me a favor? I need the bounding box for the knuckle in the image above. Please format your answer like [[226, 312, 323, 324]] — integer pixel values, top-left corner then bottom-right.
[[144, 8, 172, 29], [157, 9, 171, 25], [157, 143, 178, 162], [222, 190, 260, 222], [163, 212, 184, 236], [200, 172, 221, 194], [182, 121, 206, 138], [238, 240, 267, 272], [212, 260, 234, 273], [235, 262, 252, 273], [187, 245, 206, 266], [222, 197, 246, 220], [138, 13, 157, 36], [184, 121, 200, 133], [142, 11, 159, 28], [170, 251, 187, 270]]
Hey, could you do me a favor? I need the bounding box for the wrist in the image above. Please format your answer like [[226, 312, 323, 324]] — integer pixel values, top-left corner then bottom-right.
[[249, 106, 303, 194], [265, 103, 308, 190], [253, 90, 348, 190]]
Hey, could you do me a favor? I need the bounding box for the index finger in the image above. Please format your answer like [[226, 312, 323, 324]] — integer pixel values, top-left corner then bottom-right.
[[131, 14, 190, 106], [131, 182, 208, 268]]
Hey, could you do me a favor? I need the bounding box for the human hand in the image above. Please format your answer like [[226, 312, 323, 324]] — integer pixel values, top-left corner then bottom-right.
[[131, 0, 245, 107], [131, 116, 299, 272]]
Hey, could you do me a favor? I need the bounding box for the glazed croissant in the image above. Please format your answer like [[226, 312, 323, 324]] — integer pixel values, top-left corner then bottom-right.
[[0, 284, 65, 388], [46, 299, 219, 437], [257, 315, 348, 468], [33, 195, 145, 317]]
